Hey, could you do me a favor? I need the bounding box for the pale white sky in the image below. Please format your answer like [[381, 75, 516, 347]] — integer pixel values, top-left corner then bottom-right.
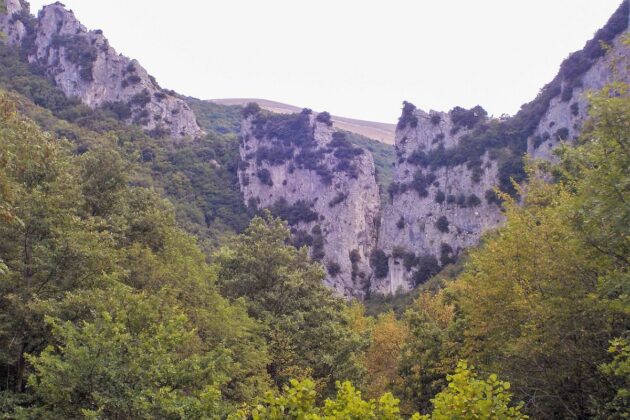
[[28, 0, 623, 123]]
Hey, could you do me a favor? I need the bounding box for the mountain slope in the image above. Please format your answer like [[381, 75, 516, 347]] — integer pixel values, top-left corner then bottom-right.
[[0, 0, 203, 139]]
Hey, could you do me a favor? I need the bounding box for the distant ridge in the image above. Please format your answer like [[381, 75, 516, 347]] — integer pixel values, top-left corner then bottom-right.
[[210, 98, 396, 144]]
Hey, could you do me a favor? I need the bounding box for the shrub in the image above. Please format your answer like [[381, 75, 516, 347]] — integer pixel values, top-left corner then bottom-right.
[[403, 252, 418, 271], [370, 250, 389, 279], [450, 105, 487, 129], [396, 216, 405, 229], [242, 102, 261, 118], [413, 254, 440, 285], [256, 168, 273, 186], [391, 246, 407, 259], [411, 170, 435, 198], [436, 216, 449, 233], [570, 102, 579, 116], [467, 194, 481, 207], [101, 101, 131, 120], [326, 261, 341, 277], [407, 149, 428, 166], [129, 89, 151, 108], [471, 166, 483, 183], [270, 198, 319, 225], [456, 194, 467, 207], [561, 86, 574, 102], [485, 189, 501, 205], [397, 101, 419, 130], [440, 243, 454, 265], [555, 127, 570, 141], [446, 194, 456, 204], [291, 230, 314, 249], [430, 114, 442, 125], [316, 111, 333, 126], [435, 190, 445, 204], [311, 225, 325, 260]]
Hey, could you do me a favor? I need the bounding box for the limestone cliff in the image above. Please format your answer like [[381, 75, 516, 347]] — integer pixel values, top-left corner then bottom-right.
[[238, 107, 380, 298], [0, 0, 203, 139], [373, 2, 629, 294], [373, 106, 503, 294]]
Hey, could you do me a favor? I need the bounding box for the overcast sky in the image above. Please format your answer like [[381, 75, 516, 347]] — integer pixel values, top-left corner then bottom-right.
[[28, 0, 622, 123]]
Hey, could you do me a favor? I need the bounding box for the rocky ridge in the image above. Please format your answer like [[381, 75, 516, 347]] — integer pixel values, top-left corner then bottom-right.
[[0, 0, 203, 139], [238, 107, 380, 298], [373, 2, 628, 293]]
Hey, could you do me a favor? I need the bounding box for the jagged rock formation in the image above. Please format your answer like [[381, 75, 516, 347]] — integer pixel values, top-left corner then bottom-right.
[[238, 107, 380, 298], [373, 1, 629, 294], [373, 106, 503, 294], [0, 0, 203, 139], [528, 33, 630, 160]]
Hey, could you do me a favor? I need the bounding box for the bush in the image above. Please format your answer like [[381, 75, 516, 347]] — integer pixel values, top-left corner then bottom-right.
[[397, 101, 419, 130], [467, 194, 481, 207], [449, 105, 487, 129], [440, 243, 454, 265], [436, 216, 449, 233], [256, 168, 273, 186], [327, 261, 341, 277], [403, 252, 418, 271], [370, 250, 389, 279], [555, 127, 570, 141], [430, 114, 442, 125], [411, 170, 435, 198], [242, 102, 261, 118], [391, 246, 407, 259], [311, 225, 325, 261], [316, 111, 333, 126], [407, 149, 428, 166], [270, 198, 319, 225], [413, 254, 440, 285], [129, 89, 151, 108], [485, 189, 501, 205], [435, 190, 445, 204], [570, 102, 579, 116], [396, 216, 405, 229], [446, 194, 456, 204]]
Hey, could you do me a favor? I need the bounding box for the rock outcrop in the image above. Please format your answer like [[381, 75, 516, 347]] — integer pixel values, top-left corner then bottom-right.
[[373, 1, 628, 294], [239, 108, 380, 298], [528, 34, 629, 161], [373, 106, 503, 294], [0, 0, 203, 139]]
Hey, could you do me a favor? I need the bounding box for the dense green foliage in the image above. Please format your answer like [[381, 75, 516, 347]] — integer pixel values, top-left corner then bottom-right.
[[0, 7, 628, 417], [0, 42, 250, 250], [213, 215, 365, 395], [0, 96, 269, 415]]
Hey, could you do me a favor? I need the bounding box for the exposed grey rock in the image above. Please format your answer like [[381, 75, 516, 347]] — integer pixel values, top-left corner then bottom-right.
[[0, 1, 203, 139], [374, 109, 503, 294], [239, 111, 380, 298], [374, 26, 629, 295], [527, 34, 630, 161]]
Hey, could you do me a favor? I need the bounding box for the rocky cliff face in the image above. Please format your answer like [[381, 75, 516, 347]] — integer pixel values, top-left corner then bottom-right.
[[528, 34, 629, 161], [238, 108, 380, 298], [373, 106, 503, 294], [373, 2, 628, 294], [0, 0, 203, 139]]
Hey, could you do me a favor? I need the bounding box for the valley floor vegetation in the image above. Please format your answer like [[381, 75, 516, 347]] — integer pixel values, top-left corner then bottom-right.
[[0, 15, 628, 414], [0, 78, 628, 418]]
